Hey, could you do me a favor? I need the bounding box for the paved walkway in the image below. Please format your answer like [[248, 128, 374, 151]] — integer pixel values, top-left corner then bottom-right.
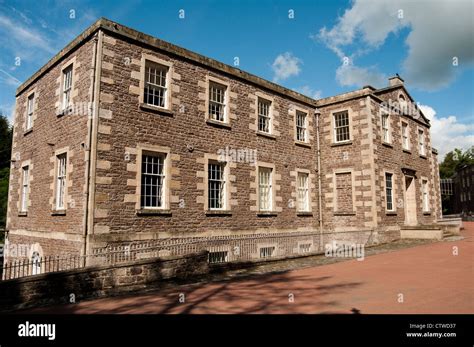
[[27, 223, 473, 314]]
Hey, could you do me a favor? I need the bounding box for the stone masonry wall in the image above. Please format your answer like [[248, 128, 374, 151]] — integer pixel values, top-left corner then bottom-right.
[[6, 37, 96, 259], [89, 32, 319, 247]]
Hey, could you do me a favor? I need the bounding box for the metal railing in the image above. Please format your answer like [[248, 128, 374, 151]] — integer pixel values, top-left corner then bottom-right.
[[2, 231, 323, 280]]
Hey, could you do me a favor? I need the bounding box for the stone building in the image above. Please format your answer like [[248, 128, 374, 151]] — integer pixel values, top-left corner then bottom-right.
[[5, 18, 442, 264], [452, 164, 474, 218]]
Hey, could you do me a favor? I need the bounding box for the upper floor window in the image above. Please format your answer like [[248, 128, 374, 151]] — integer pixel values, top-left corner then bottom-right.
[[385, 172, 394, 211], [297, 172, 309, 212], [401, 121, 410, 150], [144, 61, 169, 108], [62, 65, 73, 110], [296, 111, 307, 142], [422, 179, 429, 212], [399, 94, 407, 112], [258, 97, 272, 134], [56, 153, 67, 210], [258, 167, 273, 211], [209, 82, 227, 122], [20, 166, 29, 212], [334, 111, 350, 142], [26, 93, 34, 130], [141, 153, 166, 209], [418, 129, 425, 156], [381, 112, 390, 143], [208, 162, 226, 210]]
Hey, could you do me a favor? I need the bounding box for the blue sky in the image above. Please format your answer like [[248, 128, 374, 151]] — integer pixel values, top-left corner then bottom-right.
[[0, 0, 473, 159]]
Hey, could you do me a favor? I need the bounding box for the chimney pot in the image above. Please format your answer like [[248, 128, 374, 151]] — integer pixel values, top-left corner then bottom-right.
[[389, 75, 404, 87]]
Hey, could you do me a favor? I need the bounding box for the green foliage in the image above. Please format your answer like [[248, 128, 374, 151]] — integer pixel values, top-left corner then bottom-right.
[[0, 112, 12, 236], [0, 168, 9, 231], [0, 113, 13, 169], [439, 146, 474, 179]]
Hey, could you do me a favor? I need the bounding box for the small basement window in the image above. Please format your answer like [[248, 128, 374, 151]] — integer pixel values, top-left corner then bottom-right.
[[299, 243, 312, 253], [208, 250, 229, 264], [259, 246, 275, 259]]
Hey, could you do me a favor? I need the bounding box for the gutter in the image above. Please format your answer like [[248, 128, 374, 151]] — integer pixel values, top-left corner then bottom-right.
[[82, 30, 103, 266], [315, 109, 324, 250]]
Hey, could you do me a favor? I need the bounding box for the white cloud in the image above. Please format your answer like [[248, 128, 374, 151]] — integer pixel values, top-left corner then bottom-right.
[[271, 52, 302, 82], [419, 104, 474, 160], [295, 86, 322, 99], [0, 68, 21, 87], [336, 64, 386, 88], [316, 0, 474, 90], [0, 14, 56, 55]]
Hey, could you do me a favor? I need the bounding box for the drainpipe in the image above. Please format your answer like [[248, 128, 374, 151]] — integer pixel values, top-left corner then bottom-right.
[[82, 30, 103, 266], [315, 108, 324, 250]]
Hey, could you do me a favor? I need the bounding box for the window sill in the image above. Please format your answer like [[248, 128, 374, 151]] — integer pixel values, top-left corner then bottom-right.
[[18, 211, 28, 217], [423, 211, 431, 215], [331, 140, 352, 147], [206, 210, 232, 216], [257, 211, 278, 217], [385, 211, 397, 216], [51, 209, 66, 216], [382, 142, 393, 148], [256, 131, 276, 139], [136, 209, 172, 216], [333, 211, 356, 216], [402, 149, 411, 154], [295, 141, 311, 148], [297, 211, 313, 216], [419, 154, 427, 159], [139, 103, 174, 116], [23, 128, 33, 136], [56, 106, 72, 117], [206, 119, 231, 129]]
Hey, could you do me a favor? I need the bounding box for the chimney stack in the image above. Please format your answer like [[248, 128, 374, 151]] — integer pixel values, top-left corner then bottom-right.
[[389, 74, 404, 87]]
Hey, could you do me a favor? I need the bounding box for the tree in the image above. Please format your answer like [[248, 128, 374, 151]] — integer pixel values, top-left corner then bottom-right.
[[439, 147, 474, 179], [0, 111, 12, 233]]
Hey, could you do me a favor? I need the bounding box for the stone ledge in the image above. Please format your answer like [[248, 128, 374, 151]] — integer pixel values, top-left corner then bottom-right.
[[206, 119, 231, 129], [136, 209, 172, 216], [139, 103, 174, 116], [331, 140, 352, 147], [205, 210, 232, 216]]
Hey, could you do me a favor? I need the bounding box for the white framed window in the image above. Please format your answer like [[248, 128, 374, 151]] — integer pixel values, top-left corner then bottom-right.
[[258, 97, 272, 133], [208, 162, 226, 210], [334, 111, 350, 142], [62, 65, 73, 110], [144, 60, 169, 108], [31, 251, 41, 275], [140, 153, 166, 209], [385, 172, 394, 211], [258, 167, 273, 211], [418, 129, 425, 156], [297, 172, 309, 212], [422, 179, 429, 212], [401, 121, 410, 150], [296, 111, 307, 142], [381, 112, 390, 143], [20, 166, 29, 212], [26, 93, 34, 130], [208, 81, 227, 122], [259, 246, 275, 258], [55, 153, 67, 210]]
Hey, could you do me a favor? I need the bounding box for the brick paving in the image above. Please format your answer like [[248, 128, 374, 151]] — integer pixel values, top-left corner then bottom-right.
[[25, 223, 473, 314]]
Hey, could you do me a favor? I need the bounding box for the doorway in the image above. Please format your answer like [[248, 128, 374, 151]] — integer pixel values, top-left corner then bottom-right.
[[404, 175, 417, 225]]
